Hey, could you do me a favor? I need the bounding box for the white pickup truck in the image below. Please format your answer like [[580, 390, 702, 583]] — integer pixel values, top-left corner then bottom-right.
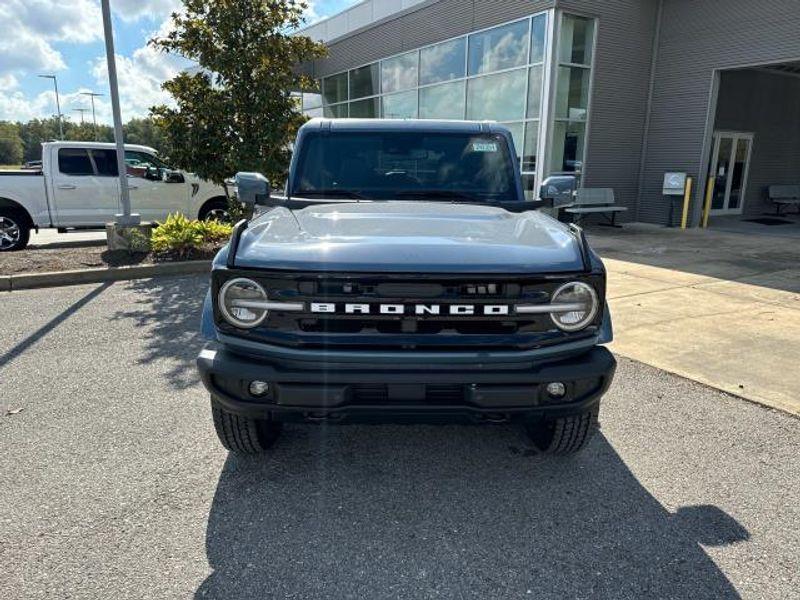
[[0, 141, 229, 251]]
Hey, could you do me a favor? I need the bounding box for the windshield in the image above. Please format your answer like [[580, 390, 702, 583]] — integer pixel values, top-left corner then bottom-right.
[[292, 131, 518, 202]]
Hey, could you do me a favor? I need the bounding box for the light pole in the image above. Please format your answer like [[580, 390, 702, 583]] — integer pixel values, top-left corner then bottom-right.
[[38, 75, 64, 139], [100, 0, 139, 227], [80, 91, 104, 140], [73, 108, 89, 124]]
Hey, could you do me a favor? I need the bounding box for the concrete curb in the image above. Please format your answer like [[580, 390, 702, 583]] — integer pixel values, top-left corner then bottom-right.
[[2, 261, 212, 292]]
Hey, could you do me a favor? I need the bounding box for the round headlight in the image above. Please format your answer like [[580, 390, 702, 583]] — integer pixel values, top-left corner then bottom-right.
[[219, 278, 269, 328], [550, 281, 599, 332]]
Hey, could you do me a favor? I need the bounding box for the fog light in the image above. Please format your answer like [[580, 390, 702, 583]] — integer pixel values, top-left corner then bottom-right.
[[546, 382, 566, 399], [249, 380, 270, 397]]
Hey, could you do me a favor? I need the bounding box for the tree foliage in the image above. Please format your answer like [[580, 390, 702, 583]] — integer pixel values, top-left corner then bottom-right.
[[0, 121, 24, 165], [12, 116, 168, 163], [150, 0, 326, 186]]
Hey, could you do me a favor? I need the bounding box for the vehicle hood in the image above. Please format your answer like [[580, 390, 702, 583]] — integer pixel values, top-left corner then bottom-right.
[[231, 201, 584, 273]]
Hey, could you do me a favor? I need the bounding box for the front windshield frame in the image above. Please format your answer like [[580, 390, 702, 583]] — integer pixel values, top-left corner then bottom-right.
[[290, 130, 520, 204]]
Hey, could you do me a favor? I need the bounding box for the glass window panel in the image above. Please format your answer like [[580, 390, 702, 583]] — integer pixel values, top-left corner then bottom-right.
[[527, 65, 544, 120], [349, 63, 379, 99], [522, 121, 539, 172], [302, 92, 322, 110], [420, 38, 466, 85], [324, 103, 348, 118], [468, 20, 529, 75], [349, 98, 380, 118], [522, 173, 539, 201], [322, 73, 347, 104], [381, 51, 418, 94], [550, 121, 586, 173], [530, 13, 547, 64], [419, 80, 466, 119], [502, 122, 524, 162], [304, 107, 324, 118], [466, 69, 526, 121], [560, 15, 594, 65], [382, 90, 418, 119], [555, 66, 590, 120]]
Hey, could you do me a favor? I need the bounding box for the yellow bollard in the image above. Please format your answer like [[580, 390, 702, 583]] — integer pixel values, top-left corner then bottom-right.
[[680, 177, 693, 229], [702, 176, 715, 228]]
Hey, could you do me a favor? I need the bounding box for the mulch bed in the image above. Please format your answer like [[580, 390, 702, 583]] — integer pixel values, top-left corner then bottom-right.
[[0, 245, 220, 275]]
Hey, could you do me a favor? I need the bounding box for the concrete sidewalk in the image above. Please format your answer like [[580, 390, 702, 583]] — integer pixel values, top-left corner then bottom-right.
[[589, 224, 800, 416]]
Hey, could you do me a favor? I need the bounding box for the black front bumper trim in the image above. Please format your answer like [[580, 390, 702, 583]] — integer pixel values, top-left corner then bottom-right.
[[197, 342, 616, 423]]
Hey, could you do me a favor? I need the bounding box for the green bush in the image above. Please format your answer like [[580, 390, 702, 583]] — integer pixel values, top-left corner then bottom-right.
[[151, 213, 233, 257]]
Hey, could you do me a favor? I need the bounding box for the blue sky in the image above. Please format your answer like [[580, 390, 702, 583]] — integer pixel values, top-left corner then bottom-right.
[[0, 0, 357, 124]]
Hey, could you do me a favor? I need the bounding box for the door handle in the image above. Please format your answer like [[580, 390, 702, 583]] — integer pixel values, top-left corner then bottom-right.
[[57, 184, 76, 190], [128, 185, 139, 190]]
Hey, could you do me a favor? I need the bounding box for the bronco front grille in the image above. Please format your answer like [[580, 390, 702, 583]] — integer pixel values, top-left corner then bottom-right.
[[214, 271, 604, 350]]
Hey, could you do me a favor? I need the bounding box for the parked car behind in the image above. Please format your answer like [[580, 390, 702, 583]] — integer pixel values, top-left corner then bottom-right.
[[0, 142, 229, 251]]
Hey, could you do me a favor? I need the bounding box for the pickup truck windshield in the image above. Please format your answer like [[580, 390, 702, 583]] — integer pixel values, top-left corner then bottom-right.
[[293, 131, 518, 203]]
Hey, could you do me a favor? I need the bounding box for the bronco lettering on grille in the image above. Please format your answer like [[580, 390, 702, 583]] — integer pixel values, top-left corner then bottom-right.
[[309, 303, 511, 316]]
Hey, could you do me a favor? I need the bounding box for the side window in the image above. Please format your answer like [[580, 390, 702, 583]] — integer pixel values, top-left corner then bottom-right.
[[90, 149, 119, 177], [58, 148, 94, 176]]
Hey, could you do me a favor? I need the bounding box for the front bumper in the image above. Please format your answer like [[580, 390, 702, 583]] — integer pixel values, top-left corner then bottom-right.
[[197, 342, 616, 424]]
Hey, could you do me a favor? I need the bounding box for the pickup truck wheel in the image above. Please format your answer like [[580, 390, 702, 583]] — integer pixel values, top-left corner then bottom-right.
[[525, 407, 599, 455], [199, 199, 230, 223], [211, 404, 282, 454], [0, 210, 30, 252]]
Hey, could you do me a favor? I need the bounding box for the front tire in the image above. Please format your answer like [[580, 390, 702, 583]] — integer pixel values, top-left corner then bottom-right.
[[0, 209, 30, 251], [211, 404, 282, 455], [525, 407, 599, 455], [199, 198, 230, 222]]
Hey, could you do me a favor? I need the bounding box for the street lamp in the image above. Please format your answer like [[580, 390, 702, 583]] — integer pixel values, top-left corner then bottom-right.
[[80, 91, 104, 140], [73, 108, 89, 124], [38, 75, 64, 139], [100, 0, 139, 227]]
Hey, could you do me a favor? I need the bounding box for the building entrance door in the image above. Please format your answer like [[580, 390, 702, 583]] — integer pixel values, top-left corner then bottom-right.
[[708, 131, 754, 215]]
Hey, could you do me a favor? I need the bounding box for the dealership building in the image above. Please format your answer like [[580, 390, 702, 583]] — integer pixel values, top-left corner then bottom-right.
[[298, 0, 800, 227]]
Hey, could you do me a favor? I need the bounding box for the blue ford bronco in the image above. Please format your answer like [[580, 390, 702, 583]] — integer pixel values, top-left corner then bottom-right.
[[197, 119, 615, 456]]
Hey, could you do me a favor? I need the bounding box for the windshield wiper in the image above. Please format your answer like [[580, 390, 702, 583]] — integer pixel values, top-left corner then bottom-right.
[[394, 190, 484, 202], [293, 189, 367, 199]]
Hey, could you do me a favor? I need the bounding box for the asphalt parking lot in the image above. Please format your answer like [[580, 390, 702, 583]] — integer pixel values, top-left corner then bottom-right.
[[1, 276, 798, 599]]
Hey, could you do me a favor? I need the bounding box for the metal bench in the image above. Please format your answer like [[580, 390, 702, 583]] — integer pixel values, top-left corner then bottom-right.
[[768, 185, 800, 215], [563, 188, 628, 227]]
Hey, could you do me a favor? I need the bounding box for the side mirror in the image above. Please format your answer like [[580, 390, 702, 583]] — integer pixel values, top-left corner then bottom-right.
[[539, 175, 577, 207], [164, 171, 185, 184], [235, 172, 271, 206]]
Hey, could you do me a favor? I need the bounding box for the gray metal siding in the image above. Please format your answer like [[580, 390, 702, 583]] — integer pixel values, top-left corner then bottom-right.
[[309, 0, 555, 78], [558, 0, 659, 221], [641, 0, 800, 224]]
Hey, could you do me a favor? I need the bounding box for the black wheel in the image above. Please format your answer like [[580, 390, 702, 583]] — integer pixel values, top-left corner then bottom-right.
[[0, 209, 30, 251], [199, 198, 230, 222], [211, 403, 282, 455], [525, 407, 599, 455]]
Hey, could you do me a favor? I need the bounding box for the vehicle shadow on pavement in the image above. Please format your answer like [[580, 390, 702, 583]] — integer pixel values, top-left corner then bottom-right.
[[196, 427, 748, 599], [111, 275, 208, 389]]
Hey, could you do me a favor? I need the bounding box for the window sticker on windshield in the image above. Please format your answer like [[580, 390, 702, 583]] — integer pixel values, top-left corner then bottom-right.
[[472, 142, 498, 153]]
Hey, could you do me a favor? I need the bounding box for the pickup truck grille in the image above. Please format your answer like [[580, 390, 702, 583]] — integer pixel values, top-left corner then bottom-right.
[[215, 272, 604, 350]]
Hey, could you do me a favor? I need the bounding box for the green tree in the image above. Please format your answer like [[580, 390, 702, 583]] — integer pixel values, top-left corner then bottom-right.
[[150, 0, 326, 185], [0, 121, 24, 165], [124, 117, 167, 154]]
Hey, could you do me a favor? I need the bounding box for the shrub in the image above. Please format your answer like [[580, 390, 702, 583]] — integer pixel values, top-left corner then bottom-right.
[[151, 213, 233, 258]]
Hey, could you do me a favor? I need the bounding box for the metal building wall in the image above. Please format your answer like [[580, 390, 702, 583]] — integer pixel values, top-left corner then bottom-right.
[[558, 0, 659, 220], [641, 0, 800, 225]]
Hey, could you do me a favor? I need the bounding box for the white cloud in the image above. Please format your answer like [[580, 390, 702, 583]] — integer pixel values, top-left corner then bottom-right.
[[113, 0, 182, 23], [0, 0, 102, 78]]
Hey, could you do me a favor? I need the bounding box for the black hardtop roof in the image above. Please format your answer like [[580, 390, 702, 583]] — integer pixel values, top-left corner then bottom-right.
[[299, 118, 512, 135]]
